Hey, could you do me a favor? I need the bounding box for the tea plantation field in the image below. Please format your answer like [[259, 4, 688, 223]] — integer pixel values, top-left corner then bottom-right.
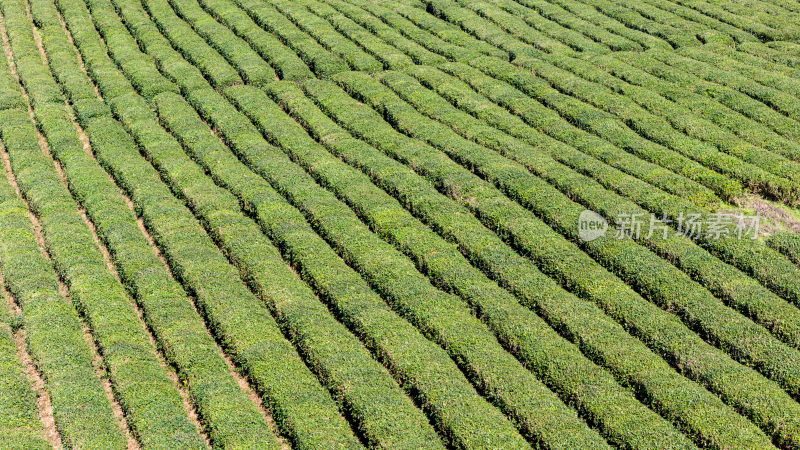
[[1, 0, 800, 447]]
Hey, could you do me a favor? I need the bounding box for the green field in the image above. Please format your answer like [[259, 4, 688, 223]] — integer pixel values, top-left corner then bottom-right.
[[1, 0, 800, 447]]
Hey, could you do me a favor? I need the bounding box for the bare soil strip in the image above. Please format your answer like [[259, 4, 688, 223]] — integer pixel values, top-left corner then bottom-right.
[[1, 273, 63, 449]]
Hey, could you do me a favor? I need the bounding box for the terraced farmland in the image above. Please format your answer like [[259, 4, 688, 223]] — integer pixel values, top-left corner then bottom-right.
[[1, 0, 800, 447]]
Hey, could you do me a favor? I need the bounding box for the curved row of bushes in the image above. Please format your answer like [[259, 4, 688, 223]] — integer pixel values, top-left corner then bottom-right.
[[360, 71, 800, 399], [271, 0, 382, 72], [587, 53, 800, 172], [0, 179, 61, 450], [56, 0, 370, 445], [469, 56, 742, 202], [227, 0, 350, 77], [28, 0, 292, 444], [319, 72, 800, 447], [320, 0, 448, 66], [0, 110, 127, 448], [432, 61, 719, 206], [301, 0, 415, 70], [522, 54, 800, 203], [229, 82, 690, 448], [463, 56, 800, 309], [263, 79, 772, 448], [192, 0, 311, 80], [632, 50, 800, 144], [391, 1, 508, 59], [165, 0, 275, 85], [512, 0, 643, 51], [163, 87, 532, 448], [345, 0, 484, 62], [394, 65, 800, 351], [0, 0, 206, 444]]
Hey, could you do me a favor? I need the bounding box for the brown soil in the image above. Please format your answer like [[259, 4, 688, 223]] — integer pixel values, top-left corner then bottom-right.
[[2, 275, 63, 449], [729, 194, 800, 235]]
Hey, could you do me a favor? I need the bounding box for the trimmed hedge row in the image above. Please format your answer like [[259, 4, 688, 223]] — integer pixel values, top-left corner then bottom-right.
[[420, 60, 800, 311], [489, 0, 616, 52], [75, 6, 463, 441], [163, 87, 530, 449], [182, 83, 596, 448], [55, 0, 367, 445], [421, 62, 714, 205], [768, 231, 800, 267], [270, 0, 382, 72], [564, 0, 700, 47], [447, 0, 597, 53], [0, 0, 206, 445], [87, 106, 362, 447], [494, 0, 620, 53], [192, 0, 312, 80], [0, 24, 124, 448], [227, 82, 686, 448], [588, 49, 800, 160], [667, 0, 791, 41], [84, 0, 181, 100], [511, 0, 642, 51], [666, 48, 800, 124], [163, 0, 276, 85], [711, 43, 800, 83], [367, 70, 800, 395], [759, 0, 800, 13], [589, 52, 800, 170], [27, 6, 113, 124], [300, 0, 414, 70], [544, 0, 672, 50], [0, 114, 127, 448], [424, 0, 551, 58], [524, 54, 800, 203], [225, 0, 349, 77], [86, 111, 362, 449], [467, 56, 742, 203], [765, 42, 800, 66], [340, 0, 481, 62], [401, 64, 800, 351], [391, 2, 508, 59], [682, 45, 800, 104], [739, 41, 800, 69], [0, 38, 27, 111], [322, 72, 800, 447], [28, 1, 288, 446], [605, 55, 800, 306], [320, 0, 447, 66], [0, 282, 50, 449], [261, 80, 773, 448], [8, 0, 798, 448], [704, 0, 800, 32], [53, 0, 146, 103], [437, 59, 723, 205], [639, 49, 800, 142], [109, 90, 443, 449], [124, 0, 242, 87], [390, 61, 800, 336], [635, 0, 759, 44], [590, 0, 735, 46], [768, 41, 800, 56], [77, 0, 211, 95]]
